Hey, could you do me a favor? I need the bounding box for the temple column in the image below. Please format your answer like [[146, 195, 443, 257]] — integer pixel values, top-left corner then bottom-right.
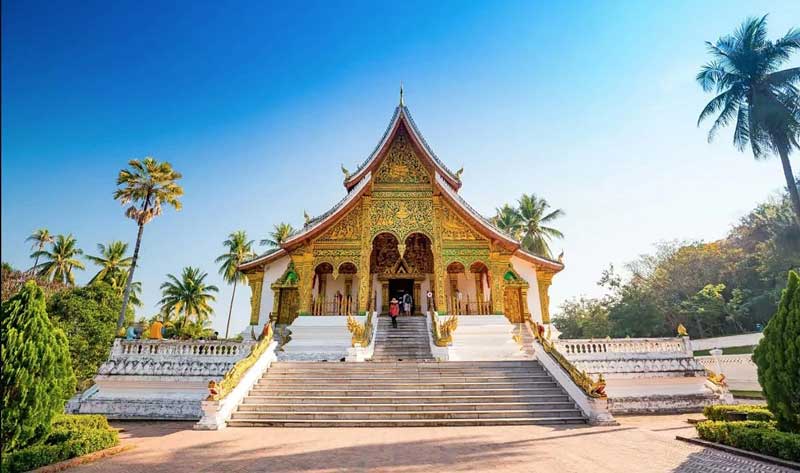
[[245, 271, 264, 325], [293, 251, 314, 315], [489, 251, 509, 314], [413, 282, 421, 315], [358, 197, 372, 313], [432, 196, 447, 313], [537, 269, 556, 324]]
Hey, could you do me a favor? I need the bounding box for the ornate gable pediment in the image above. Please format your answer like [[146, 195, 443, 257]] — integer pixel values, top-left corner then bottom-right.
[[374, 128, 431, 186], [440, 203, 483, 241], [316, 204, 361, 242]]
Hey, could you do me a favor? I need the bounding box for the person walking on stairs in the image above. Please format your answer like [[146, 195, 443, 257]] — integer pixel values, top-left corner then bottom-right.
[[402, 291, 413, 316], [389, 298, 400, 328]]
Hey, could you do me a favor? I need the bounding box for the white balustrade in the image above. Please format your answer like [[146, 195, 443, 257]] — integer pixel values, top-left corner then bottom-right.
[[113, 339, 255, 358], [554, 337, 692, 359]]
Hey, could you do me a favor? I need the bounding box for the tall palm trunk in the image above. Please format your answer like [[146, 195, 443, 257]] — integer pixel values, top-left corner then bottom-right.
[[224, 278, 238, 339], [779, 149, 800, 227], [31, 247, 42, 274], [117, 222, 144, 329]]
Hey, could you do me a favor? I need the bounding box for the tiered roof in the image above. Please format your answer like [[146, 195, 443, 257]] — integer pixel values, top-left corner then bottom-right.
[[240, 103, 564, 272]]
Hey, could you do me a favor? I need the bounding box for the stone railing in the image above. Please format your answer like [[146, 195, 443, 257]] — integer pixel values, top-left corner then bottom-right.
[[99, 338, 256, 377], [553, 337, 692, 359], [696, 353, 760, 391], [208, 324, 274, 401], [553, 337, 704, 376], [113, 339, 255, 358]]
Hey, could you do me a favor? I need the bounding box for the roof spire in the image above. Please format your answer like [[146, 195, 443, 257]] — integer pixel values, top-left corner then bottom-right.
[[399, 82, 404, 106]]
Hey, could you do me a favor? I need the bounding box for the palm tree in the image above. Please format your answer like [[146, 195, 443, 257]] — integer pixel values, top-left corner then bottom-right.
[[113, 157, 183, 329], [260, 222, 295, 248], [85, 241, 133, 285], [32, 234, 85, 285], [515, 193, 564, 258], [159, 267, 219, 336], [107, 270, 143, 308], [492, 204, 523, 240], [215, 231, 256, 338], [26, 228, 55, 272], [697, 16, 800, 226]]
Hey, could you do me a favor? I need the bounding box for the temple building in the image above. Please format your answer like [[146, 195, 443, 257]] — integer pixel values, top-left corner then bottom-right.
[[239, 99, 564, 328], [72, 94, 729, 427]]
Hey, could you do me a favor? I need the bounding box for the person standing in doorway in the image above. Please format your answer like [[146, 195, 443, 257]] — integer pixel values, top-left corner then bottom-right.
[[402, 291, 413, 317], [389, 298, 400, 328]]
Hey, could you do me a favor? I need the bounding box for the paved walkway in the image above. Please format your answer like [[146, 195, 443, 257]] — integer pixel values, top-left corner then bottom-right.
[[74, 414, 792, 473]]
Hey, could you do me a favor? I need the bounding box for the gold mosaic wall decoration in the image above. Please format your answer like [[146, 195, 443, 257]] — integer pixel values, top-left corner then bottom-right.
[[317, 204, 362, 242], [374, 129, 431, 185], [369, 198, 434, 242], [439, 203, 482, 241]]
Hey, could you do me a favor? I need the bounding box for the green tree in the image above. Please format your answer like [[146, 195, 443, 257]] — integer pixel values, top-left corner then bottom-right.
[[25, 228, 54, 273], [697, 16, 800, 225], [553, 296, 611, 339], [515, 193, 565, 258], [753, 270, 800, 433], [159, 267, 218, 336], [260, 222, 295, 248], [492, 204, 523, 240], [32, 234, 85, 285], [215, 231, 256, 338], [113, 157, 183, 330], [1, 281, 75, 453], [47, 283, 134, 391], [85, 241, 132, 285]]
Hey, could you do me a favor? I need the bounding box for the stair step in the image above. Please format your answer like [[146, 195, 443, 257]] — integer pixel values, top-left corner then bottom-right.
[[227, 417, 587, 427], [242, 394, 572, 404], [237, 401, 577, 412], [231, 409, 583, 420]]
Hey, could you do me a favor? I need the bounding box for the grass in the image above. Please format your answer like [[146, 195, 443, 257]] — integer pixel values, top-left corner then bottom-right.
[[693, 345, 755, 356]]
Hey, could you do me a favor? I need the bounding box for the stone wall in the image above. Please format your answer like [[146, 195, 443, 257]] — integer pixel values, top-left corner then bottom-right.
[[67, 339, 255, 420]]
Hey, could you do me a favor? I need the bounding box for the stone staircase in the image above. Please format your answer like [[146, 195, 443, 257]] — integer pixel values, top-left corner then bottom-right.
[[371, 315, 433, 362], [227, 360, 587, 427]]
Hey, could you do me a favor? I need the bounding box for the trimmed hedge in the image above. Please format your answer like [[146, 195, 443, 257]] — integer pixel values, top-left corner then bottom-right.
[[703, 404, 774, 422], [1, 415, 119, 473], [696, 420, 800, 462]]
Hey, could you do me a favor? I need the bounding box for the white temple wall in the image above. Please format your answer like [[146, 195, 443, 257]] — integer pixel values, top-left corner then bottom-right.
[[421, 277, 432, 312], [255, 255, 291, 328], [510, 256, 544, 324]]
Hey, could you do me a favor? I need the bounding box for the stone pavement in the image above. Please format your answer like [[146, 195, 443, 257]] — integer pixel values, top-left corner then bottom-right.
[[74, 414, 794, 473]]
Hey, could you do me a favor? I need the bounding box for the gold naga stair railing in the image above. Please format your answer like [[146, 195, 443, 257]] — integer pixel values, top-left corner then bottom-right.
[[345, 311, 374, 347], [207, 322, 274, 401], [429, 310, 459, 347], [531, 323, 607, 399]]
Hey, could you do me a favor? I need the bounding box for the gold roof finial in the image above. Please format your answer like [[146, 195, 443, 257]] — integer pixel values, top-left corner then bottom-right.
[[399, 82, 404, 106]]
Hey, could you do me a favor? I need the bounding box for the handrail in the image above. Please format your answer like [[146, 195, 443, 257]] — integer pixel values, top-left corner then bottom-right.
[[531, 323, 606, 399], [346, 312, 374, 347], [207, 323, 274, 401], [429, 310, 458, 347]]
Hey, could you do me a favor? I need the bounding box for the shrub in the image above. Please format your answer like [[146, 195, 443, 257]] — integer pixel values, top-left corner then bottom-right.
[[696, 420, 800, 462], [47, 283, 133, 391], [0, 415, 119, 473], [1, 281, 76, 453], [753, 270, 800, 433], [703, 404, 774, 422]]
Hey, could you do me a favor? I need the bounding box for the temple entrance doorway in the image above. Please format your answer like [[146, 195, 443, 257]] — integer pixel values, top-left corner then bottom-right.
[[389, 279, 414, 314]]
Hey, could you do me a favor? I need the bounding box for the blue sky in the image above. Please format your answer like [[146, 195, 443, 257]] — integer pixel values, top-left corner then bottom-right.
[[3, 0, 799, 333]]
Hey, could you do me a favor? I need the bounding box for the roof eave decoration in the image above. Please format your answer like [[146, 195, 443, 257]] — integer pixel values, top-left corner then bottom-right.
[[238, 248, 288, 272], [344, 105, 462, 191]]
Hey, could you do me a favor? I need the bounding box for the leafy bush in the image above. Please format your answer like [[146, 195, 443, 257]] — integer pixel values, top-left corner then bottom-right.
[[1, 281, 76, 453], [753, 270, 800, 433], [47, 283, 133, 391], [703, 404, 774, 422], [696, 420, 800, 462], [0, 415, 119, 473]]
